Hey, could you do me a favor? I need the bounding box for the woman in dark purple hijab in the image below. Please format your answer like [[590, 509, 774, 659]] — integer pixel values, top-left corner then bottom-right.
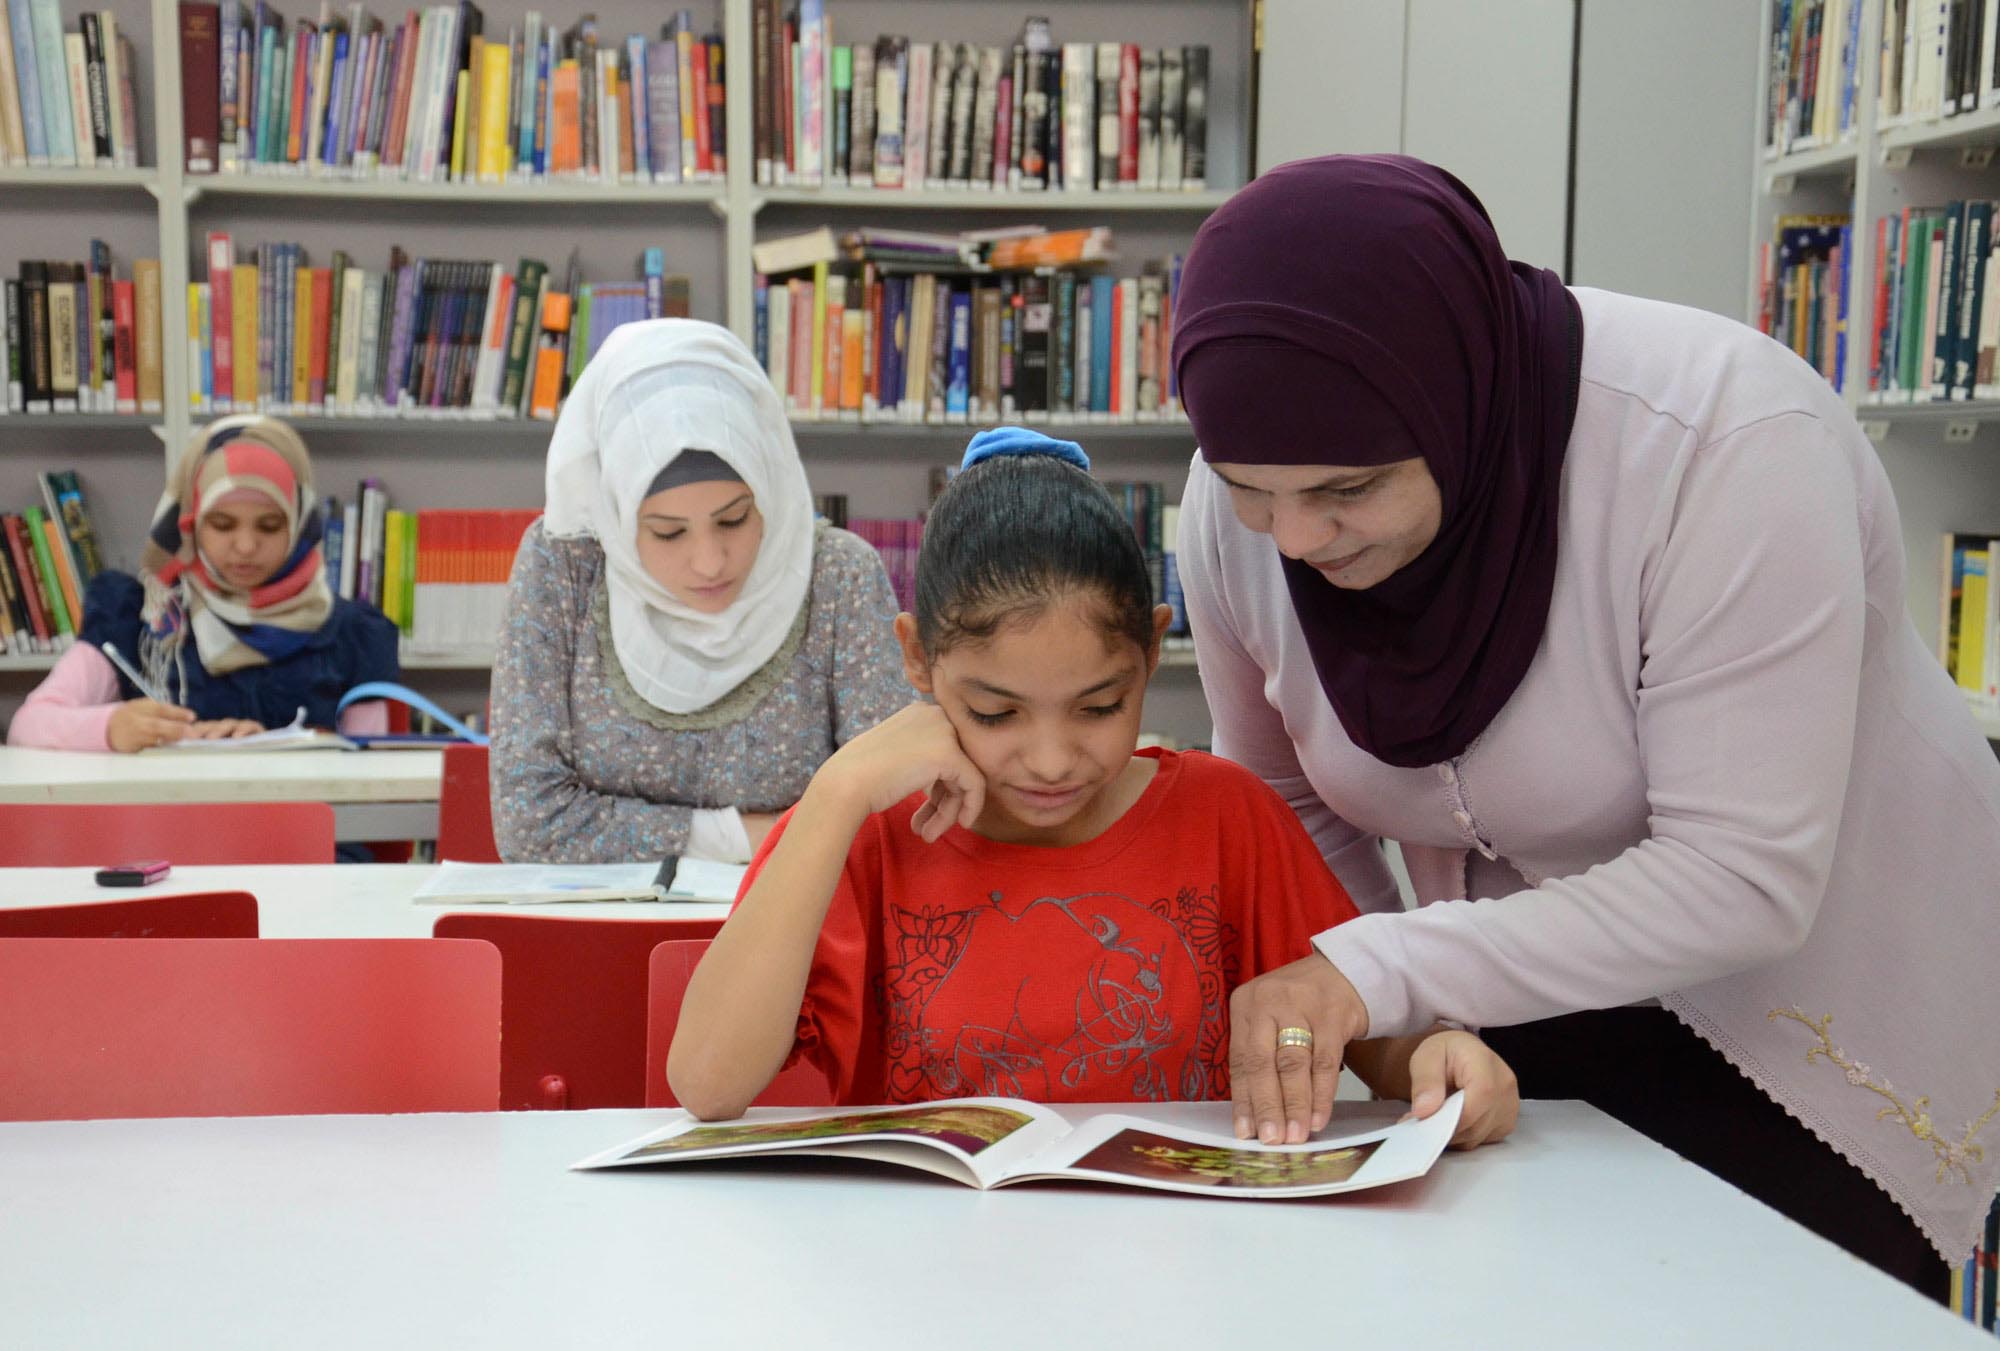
[[1174, 153, 2000, 1299]]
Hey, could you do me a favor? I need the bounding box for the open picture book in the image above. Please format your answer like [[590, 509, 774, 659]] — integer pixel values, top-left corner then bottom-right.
[[572, 1091, 1464, 1198]]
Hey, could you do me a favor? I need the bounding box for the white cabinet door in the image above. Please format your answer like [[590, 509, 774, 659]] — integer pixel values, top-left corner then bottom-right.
[[1256, 0, 1407, 168], [1402, 0, 1575, 272], [1256, 0, 1573, 268]]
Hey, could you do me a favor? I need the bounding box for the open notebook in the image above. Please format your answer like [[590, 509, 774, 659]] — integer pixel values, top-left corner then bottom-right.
[[411, 859, 749, 905], [573, 1093, 1464, 1197], [140, 709, 357, 753]]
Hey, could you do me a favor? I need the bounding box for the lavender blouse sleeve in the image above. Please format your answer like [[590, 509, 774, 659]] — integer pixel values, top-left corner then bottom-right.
[[1178, 460, 1403, 914], [489, 523, 698, 864], [1316, 413, 1868, 1037]]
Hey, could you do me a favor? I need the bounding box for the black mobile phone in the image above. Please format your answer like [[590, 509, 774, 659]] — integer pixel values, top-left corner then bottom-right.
[[94, 860, 172, 887]]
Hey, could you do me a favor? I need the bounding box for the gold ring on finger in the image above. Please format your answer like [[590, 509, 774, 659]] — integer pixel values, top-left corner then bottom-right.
[[1276, 1026, 1314, 1050]]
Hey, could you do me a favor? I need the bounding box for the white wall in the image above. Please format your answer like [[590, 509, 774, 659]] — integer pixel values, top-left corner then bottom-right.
[[1570, 0, 1760, 317]]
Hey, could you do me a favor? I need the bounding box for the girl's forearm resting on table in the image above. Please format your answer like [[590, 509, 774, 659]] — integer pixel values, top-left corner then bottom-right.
[[666, 776, 868, 1119]]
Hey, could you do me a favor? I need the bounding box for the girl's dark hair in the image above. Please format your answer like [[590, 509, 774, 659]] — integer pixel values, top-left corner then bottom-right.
[[914, 452, 1155, 656]]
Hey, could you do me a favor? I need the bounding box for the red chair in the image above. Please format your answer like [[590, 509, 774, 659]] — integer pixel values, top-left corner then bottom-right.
[[645, 939, 833, 1110], [0, 802, 336, 865], [430, 912, 726, 1110], [0, 937, 502, 1121], [437, 744, 501, 862], [0, 891, 258, 937]]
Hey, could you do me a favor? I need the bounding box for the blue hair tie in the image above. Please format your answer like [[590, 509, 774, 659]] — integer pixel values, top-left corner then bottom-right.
[[960, 426, 1091, 472]]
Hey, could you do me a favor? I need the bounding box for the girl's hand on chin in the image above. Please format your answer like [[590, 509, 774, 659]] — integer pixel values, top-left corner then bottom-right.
[[820, 704, 987, 842]]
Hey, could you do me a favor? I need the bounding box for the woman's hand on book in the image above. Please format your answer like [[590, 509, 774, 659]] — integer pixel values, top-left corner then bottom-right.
[[1227, 952, 1371, 1144], [184, 718, 267, 741], [106, 698, 197, 752], [820, 703, 987, 843]]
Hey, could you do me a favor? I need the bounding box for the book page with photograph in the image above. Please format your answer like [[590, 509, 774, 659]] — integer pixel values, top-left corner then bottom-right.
[[572, 1093, 1464, 1198], [573, 1097, 1077, 1189]]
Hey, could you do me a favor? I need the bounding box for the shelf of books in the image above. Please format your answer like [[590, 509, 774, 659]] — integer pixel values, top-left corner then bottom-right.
[[3, 0, 1247, 749]]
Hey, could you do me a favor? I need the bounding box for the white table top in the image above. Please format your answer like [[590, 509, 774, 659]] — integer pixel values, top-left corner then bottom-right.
[[0, 864, 734, 935], [0, 744, 444, 804], [0, 1100, 1975, 1349]]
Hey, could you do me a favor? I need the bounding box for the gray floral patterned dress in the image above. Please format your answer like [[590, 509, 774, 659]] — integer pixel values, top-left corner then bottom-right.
[[490, 518, 914, 862]]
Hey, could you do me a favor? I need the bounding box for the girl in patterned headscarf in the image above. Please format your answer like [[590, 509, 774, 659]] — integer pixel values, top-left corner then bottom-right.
[[7, 415, 398, 753]]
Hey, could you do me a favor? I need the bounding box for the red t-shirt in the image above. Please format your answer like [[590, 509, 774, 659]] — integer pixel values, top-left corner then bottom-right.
[[739, 748, 1361, 1106]]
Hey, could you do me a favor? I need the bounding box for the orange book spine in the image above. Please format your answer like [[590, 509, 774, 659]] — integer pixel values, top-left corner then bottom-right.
[[551, 62, 581, 174], [840, 308, 864, 412], [307, 267, 332, 407]]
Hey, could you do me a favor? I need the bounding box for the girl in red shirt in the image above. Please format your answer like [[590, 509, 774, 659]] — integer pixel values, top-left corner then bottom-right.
[[670, 430, 1518, 1148]]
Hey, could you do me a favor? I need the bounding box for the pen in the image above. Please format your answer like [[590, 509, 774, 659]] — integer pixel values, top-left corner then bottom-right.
[[98, 641, 175, 706]]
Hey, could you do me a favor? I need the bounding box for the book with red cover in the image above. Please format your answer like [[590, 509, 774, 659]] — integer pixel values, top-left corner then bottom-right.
[[689, 36, 711, 176], [704, 35, 725, 176], [112, 279, 137, 411], [3, 515, 53, 644], [180, 2, 222, 172], [1117, 43, 1139, 187], [207, 233, 234, 411]]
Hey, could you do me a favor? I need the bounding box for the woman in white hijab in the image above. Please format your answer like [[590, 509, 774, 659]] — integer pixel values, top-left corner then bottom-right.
[[490, 319, 913, 863]]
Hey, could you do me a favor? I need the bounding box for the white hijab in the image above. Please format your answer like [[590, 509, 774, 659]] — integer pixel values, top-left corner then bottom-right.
[[542, 318, 815, 715]]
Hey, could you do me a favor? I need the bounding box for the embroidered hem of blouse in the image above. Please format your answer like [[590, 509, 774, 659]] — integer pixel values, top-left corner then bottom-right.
[[593, 521, 822, 732]]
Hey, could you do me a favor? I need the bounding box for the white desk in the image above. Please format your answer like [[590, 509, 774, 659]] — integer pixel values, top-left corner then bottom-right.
[[0, 1101, 1976, 1349], [0, 745, 444, 842], [0, 863, 735, 934]]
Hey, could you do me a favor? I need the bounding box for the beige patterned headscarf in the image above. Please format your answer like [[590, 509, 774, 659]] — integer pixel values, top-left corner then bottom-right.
[[139, 415, 334, 698]]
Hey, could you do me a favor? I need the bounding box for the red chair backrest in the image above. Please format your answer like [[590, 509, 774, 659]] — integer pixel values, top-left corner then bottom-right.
[[437, 744, 501, 863], [645, 939, 833, 1109], [0, 803, 336, 865], [430, 912, 726, 1110], [0, 891, 259, 937], [0, 937, 501, 1120]]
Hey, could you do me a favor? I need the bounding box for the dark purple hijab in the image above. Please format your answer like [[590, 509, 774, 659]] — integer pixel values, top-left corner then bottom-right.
[[1172, 154, 1582, 769]]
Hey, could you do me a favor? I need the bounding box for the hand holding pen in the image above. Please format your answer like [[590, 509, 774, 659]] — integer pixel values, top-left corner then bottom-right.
[[97, 642, 263, 751]]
